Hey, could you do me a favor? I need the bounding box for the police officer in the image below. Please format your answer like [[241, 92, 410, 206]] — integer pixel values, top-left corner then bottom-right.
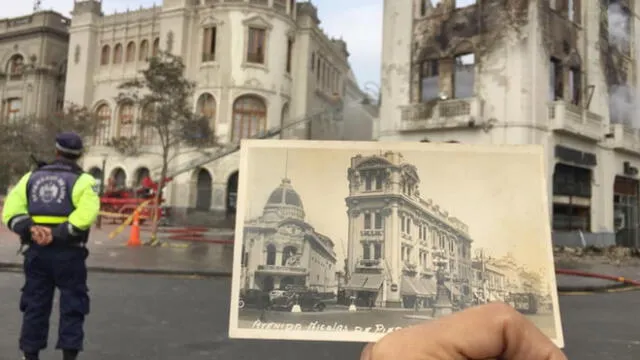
[[2, 132, 100, 360]]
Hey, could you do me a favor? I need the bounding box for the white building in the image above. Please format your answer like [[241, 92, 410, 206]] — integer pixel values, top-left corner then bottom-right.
[[343, 151, 473, 308], [65, 0, 370, 221], [378, 0, 640, 246], [241, 178, 337, 292]]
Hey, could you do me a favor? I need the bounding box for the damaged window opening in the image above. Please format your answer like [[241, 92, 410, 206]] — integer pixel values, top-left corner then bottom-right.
[[569, 67, 581, 105], [549, 58, 563, 101], [567, 0, 573, 21], [453, 53, 474, 99], [420, 60, 439, 102], [607, 1, 631, 55], [455, 0, 476, 8]]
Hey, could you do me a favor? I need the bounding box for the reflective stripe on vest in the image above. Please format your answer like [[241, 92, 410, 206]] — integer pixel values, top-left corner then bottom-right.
[[31, 215, 69, 224]]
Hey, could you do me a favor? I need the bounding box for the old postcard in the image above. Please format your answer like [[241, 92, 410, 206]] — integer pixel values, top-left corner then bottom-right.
[[228, 140, 564, 347]]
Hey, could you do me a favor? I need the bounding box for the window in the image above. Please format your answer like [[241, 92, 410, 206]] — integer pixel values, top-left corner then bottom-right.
[[202, 26, 217, 62], [247, 27, 266, 64], [113, 43, 123, 64], [374, 243, 382, 259], [363, 244, 371, 260], [100, 45, 110, 65], [420, 60, 438, 102], [400, 215, 405, 232], [117, 102, 134, 136], [152, 38, 160, 57], [549, 57, 563, 100], [310, 52, 315, 70], [374, 213, 383, 229], [316, 57, 321, 81], [125, 41, 136, 62], [375, 173, 383, 190], [94, 104, 112, 145], [139, 40, 149, 61], [569, 67, 581, 105], [5, 98, 21, 122], [140, 103, 156, 145], [365, 174, 372, 190], [196, 93, 216, 123], [406, 217, 411, 233], [420, 0, 427, 16], [453, 53, 474, 98], [364, 213, 372, 229], [7, 55, 24, 81], [286, 38, 293, 73], [231, 95, 267, 141]]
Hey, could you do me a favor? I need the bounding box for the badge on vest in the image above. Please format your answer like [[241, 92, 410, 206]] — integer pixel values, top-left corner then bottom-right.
[[30, 175, 67, 204]]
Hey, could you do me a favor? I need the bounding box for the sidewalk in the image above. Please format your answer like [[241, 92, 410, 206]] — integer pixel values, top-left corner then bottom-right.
[[0, 225, 234, 277]]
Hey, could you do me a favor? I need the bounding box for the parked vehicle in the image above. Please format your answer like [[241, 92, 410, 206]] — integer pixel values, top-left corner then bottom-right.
[[271, 291, 328, 312], [239, 289, 271, 310], [506, 293, 538, 314]]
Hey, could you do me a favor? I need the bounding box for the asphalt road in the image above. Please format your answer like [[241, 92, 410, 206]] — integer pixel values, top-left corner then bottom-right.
[[0, 272, 637, 359]]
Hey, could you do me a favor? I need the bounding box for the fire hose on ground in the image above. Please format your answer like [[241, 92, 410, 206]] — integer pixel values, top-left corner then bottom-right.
[[555, 268, 640, 294]]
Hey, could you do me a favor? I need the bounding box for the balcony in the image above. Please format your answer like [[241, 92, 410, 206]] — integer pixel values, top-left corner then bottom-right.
[[547, 101, 604, 141], [256, 265, 308, 275], [398, 98, 484, 132], [360, 229, 384, 241], [609, 123, 640, 155], [355, 258, 384, 270]]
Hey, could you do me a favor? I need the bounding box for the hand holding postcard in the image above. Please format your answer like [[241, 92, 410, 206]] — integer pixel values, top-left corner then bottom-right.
[[228, 140, 563, 347]]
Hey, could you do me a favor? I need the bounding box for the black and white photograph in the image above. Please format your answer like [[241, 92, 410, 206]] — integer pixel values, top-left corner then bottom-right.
[[228, 140, 563, 346]]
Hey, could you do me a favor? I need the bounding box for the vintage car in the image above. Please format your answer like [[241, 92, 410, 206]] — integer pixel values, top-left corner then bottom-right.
[[271, 291, 328, 312], [238, 289, 271, 310]]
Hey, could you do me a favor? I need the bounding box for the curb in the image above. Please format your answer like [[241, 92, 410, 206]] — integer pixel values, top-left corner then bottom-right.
[[557, 282, 633, 293], [0, 262, 231, 278]]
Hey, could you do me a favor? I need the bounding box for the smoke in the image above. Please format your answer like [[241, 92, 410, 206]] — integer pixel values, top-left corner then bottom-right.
[[606, 3, 638, 127]]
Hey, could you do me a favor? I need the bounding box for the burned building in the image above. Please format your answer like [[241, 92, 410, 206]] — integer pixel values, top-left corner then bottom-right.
[[379, 0, 640, 247]]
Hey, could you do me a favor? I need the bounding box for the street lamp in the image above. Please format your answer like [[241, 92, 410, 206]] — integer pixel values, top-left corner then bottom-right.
[[96, 153, 108, 229], [431, 249, 453, 318]]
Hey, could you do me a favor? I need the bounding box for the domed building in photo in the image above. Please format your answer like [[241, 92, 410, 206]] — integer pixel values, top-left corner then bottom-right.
[[240, 178, 337, 293]]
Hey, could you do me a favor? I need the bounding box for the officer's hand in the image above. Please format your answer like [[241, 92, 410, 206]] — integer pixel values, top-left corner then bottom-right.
[[360, 302, 566, 360], [30, 226, 52, 245]]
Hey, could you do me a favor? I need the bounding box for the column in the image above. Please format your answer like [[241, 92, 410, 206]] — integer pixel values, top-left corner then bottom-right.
[[386, 203, 402, 307]]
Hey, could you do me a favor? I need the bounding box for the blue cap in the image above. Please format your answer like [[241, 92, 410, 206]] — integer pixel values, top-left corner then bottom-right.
[[55, 132, 84, 155]]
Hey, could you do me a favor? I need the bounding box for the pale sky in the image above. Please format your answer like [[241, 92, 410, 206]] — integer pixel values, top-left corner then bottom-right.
[[4, 0, 383, 89], [241, 141, 554, 274]]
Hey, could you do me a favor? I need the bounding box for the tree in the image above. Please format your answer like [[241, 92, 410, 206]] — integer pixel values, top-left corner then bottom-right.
[[112, 50, 218, 244], [0, 105, 101, 192]]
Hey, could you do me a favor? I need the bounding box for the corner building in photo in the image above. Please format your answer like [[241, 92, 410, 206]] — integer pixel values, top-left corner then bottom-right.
[[378, 0, 640, 247], [65, 0, 370, 224], [241, 178, 338, 293], [344, 151, 473, 308]]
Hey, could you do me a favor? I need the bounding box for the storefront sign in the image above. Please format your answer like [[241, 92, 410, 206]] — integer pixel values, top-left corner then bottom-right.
[[624, 161, 638, 176], [554, 145, 596, 166]]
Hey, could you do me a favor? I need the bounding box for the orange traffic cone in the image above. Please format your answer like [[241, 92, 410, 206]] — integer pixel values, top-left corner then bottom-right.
[[127, 210, 141, 247]]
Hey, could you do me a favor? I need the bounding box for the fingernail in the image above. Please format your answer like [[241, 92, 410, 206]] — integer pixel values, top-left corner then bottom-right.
[[360, 343, 374, 360]]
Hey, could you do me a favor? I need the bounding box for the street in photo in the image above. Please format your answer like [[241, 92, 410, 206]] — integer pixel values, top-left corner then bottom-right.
[[228, 140, 563, 346]]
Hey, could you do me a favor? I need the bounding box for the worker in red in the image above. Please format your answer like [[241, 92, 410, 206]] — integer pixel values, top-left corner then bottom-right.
[[138, 176, 172, 198]]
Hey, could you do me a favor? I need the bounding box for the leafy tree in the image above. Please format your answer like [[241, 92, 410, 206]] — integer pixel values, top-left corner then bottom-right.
[[0, 105, 100, 193], [112, 50, 218, 244]]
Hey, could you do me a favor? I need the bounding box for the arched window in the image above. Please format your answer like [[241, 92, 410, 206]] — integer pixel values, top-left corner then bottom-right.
[[139, 103, 157, 145], [125, 41, 136, 62], [139, 39, 149, 61], [117, 101, 134, 136], [6, 54, 24, 81], [113, 43, 123, 64], [196, 93, 216, 124], [195, 168, 212, 211], [152, 38, 160, 57], [94, 103, 112, 145], [100, 45, 110, 65], [231, 95, 267, 141]]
